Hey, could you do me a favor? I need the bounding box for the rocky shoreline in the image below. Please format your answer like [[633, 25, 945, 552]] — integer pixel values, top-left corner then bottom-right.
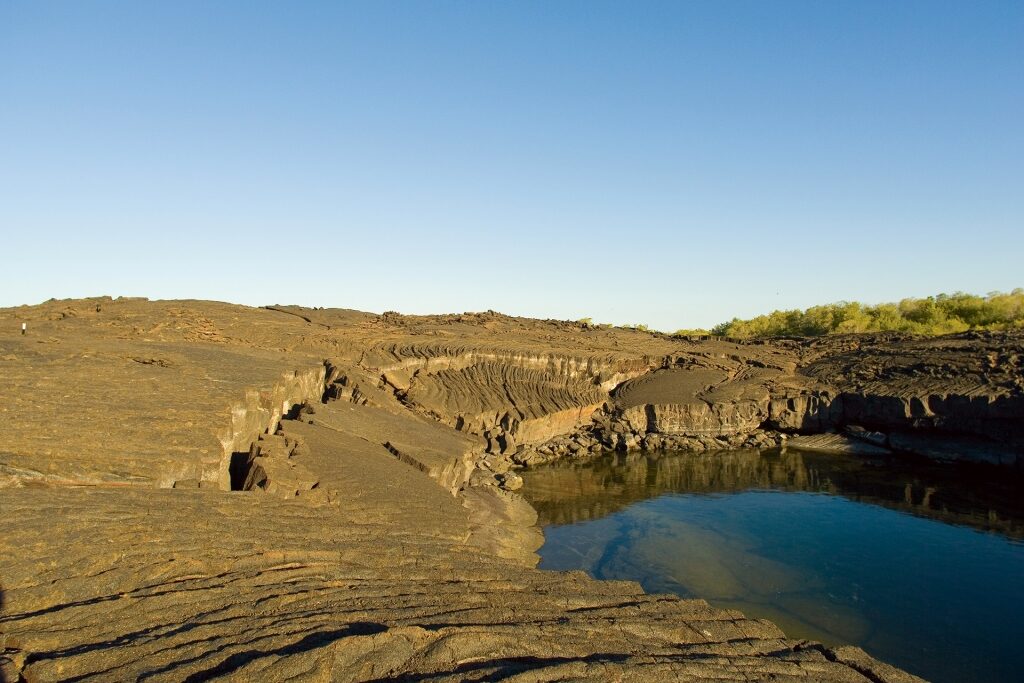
[[4, 297, 1019, 681], [472, 332, 1024, 483]]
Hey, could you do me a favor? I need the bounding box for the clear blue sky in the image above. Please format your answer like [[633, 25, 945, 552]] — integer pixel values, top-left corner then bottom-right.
[[2, 1, 1021, 330]]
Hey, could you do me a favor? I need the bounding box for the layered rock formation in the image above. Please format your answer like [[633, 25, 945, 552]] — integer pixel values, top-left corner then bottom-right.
[[513, 332, 1024, 469], [3, 484, 914, 682], [796, 332, 1024, 463], [3, 296, 1017, 681]]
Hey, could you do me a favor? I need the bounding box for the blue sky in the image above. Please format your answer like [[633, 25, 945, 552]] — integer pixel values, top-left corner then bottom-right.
[[2, 1, 1021, 330]]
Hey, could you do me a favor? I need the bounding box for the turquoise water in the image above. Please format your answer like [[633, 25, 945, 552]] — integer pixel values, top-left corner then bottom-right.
[[521, 449, 1024, 683]]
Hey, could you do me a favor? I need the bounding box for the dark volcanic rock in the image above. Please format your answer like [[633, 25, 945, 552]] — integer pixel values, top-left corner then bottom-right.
[[2, 297, 1012, 680]]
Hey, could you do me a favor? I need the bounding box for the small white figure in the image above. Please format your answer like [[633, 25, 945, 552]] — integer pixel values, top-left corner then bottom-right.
[[21, 322, 27, 335]]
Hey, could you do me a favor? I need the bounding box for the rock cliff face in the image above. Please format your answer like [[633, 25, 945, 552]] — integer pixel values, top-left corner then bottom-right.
[[515, 332, 1024, 469], [602, 353, 802, 449], [798, 332, 1024, 444], [0, 299, 335, 489], [217, 364, 328, 489], [1, 297, 1013, 681], [362, 345, 652, 454]]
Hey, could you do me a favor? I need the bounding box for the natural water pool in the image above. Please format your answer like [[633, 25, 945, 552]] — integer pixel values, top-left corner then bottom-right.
[[520, 448, 1024, 683]]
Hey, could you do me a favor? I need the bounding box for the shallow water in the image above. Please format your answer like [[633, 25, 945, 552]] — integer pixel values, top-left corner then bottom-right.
[[520, 448, 1024, 683]]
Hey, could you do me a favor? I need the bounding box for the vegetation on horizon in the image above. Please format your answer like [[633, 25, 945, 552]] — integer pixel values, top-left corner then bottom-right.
[[674, 290, 1024, 339]]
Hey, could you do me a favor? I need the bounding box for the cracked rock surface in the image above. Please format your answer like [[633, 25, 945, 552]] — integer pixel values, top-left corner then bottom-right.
[[2, 297, 1014, 680]]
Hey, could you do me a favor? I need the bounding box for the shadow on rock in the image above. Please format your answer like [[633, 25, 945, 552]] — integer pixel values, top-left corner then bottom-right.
[[1, 582, 8, 683], [370, 652, 632, 682], [179, 622, 388, 682]]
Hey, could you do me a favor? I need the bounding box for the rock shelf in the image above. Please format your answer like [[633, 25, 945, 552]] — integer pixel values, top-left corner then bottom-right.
[[3, 296, 1017, 681]]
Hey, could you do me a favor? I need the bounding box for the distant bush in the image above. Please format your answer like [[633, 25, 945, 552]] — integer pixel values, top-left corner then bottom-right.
[[709, 290, 1024, 338]]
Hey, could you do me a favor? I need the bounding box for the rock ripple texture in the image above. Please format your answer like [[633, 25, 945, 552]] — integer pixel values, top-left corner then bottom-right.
[[1, 297, 1012, 680]]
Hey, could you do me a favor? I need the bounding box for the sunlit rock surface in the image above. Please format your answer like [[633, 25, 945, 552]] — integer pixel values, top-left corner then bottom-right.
[[3, 296, 1016, 680]]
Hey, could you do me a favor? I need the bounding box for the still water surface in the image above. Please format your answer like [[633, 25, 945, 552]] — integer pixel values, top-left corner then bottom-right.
[[520, 448, 1024, 683]]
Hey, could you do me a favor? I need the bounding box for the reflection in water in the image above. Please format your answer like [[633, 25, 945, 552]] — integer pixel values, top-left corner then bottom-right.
[[521, 449, 1024, 683], [524, 448, 1024, 537]]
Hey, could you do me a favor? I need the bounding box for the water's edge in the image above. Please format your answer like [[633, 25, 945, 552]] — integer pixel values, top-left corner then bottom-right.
[[521, 448, 1024, 683]]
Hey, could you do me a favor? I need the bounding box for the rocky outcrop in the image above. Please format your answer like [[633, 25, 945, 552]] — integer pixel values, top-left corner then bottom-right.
[[620, 399, 765, 436], [359, 343, 655, 453], [215, 363, 327, 489], [797, 332, 1024, 455], [767, 391, 844, 431], [524, 332, 1024, 468], [237, 431, 324, 498], [785, 432, 891, 456], [612, 361, 787, 436], [408, 363, 607, 445], [0, 311, 330, 489], [1, 297, 1013, 681], [2, 486, 923, 682], [307, 399, 483, 494]]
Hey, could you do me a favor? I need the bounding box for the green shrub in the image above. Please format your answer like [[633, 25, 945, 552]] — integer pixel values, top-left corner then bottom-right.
[[709, 290, 1024, 338]]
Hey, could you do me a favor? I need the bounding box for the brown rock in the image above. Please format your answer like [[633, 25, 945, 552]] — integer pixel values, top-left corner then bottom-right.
[[0, 297, 1004, 680]]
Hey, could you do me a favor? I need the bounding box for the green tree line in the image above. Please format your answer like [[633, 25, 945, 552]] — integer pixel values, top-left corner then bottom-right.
[[676, 290, 1024, 338]]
